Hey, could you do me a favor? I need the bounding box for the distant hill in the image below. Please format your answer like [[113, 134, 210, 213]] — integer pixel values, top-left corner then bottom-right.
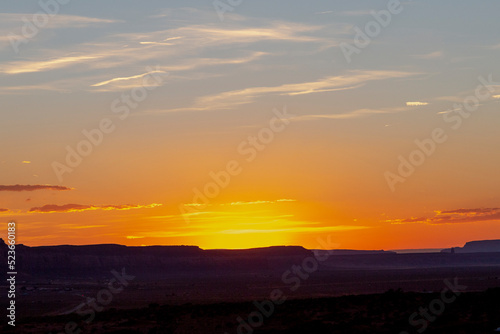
[[0, 239, 313, 280], [311, 249, 395, 255], [441, 239, 500, 253], [3, 238, 500, 324], [2, 239, 500, 282]]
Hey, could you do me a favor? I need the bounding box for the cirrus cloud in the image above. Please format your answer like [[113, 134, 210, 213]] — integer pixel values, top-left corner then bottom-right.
[[163, 70, 420, 112], [406, 101, 429, 106]]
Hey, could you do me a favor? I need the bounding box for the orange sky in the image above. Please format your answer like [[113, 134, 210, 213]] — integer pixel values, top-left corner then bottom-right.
[[1, 2, 500, 250]]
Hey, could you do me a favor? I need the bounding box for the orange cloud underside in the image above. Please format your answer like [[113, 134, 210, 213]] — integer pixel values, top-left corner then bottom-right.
[[4, 195, 500, 251]]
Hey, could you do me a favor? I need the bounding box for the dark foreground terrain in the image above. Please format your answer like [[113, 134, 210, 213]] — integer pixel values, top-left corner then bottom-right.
[[2, 239, 500, 332], [3, 288, 500, 333]]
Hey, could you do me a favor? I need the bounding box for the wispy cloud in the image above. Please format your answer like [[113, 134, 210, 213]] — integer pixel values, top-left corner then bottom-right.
[[1, 10, 344, 94], [182, 199, 296, 208], [0, 83, 70, 94], [385, 208, 500, 225], [223, 199, 297, 206], [0, 13, 118, 28], [29, 203, 162, 213], [315, 11, 335, 15], [90, 52, 267, 92], [56, 224, 106, 229], [164, 52, 268, 72], [168, 22, 329, 45], [138, 219, 368, 238], [219, 225, 367, 234], [406, 101, 429, 106], [435, 84, 500, 103], [1, 55, 101, 74], [164, 70, 418, 112], [0, 13, 118, 51], [90, 68, 168, 91], [92, 20, 331, 71], [291, 106, 408, 121], [0, 184, 73, 192], [412, 51, 444, 60]]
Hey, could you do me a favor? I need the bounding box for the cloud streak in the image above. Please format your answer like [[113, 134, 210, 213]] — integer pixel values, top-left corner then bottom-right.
[[386, 208, 500, 225], [406, 101, 429, 106], [29, 203, 162, 213], [164, 70, 419, 112], [138, 220, 368, 238], [223, 199, 297, 206], [1, 55, 101, 74], [0, 13, 118, 28], [1, 10, 343, 93], [291, 107, 406, 121], [0, 184, 73, 192], [164, 22, 331, 46], [91, 69, 167, 87]]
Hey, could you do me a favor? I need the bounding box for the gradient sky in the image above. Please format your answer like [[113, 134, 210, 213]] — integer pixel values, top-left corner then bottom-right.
[[1, 0, 500, 250]]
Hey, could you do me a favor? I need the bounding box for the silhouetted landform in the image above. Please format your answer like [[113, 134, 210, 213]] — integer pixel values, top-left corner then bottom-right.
[[311, 249, 395, 255], [4, 288, 500, 333], [0, 240, 499, 278], [0, 240, 312, 279], [2, 239, 500, 281], [391, 248, 445, 254], [2, 238, 500, 324], [441, 239, 500, 253]]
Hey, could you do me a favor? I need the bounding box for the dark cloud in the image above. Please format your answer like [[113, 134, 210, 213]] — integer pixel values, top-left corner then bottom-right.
[[401, 217, 427, 223], [387, 208, 500, 225], [440, 208, 500, 215], [29, 203, 161, 213], [0, 208, 9, 212], [0, 184, 73, 192]]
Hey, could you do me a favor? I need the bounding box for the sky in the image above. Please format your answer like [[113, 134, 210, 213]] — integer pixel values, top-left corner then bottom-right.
[[1, 0, 500, 250]]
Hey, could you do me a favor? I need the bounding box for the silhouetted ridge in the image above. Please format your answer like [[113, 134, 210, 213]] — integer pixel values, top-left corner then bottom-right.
[[0, 240, 312, 280], [318, 249, 395, 255], [30, 243, 203, 256], [2, 239, 500, 282], [441, 239, 500, 253], [206, 245, 310, 256]]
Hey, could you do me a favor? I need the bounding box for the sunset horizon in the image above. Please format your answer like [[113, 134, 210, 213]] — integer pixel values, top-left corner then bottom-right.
[[2, 2, 500, 251], [2, 2, 500, 332]]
